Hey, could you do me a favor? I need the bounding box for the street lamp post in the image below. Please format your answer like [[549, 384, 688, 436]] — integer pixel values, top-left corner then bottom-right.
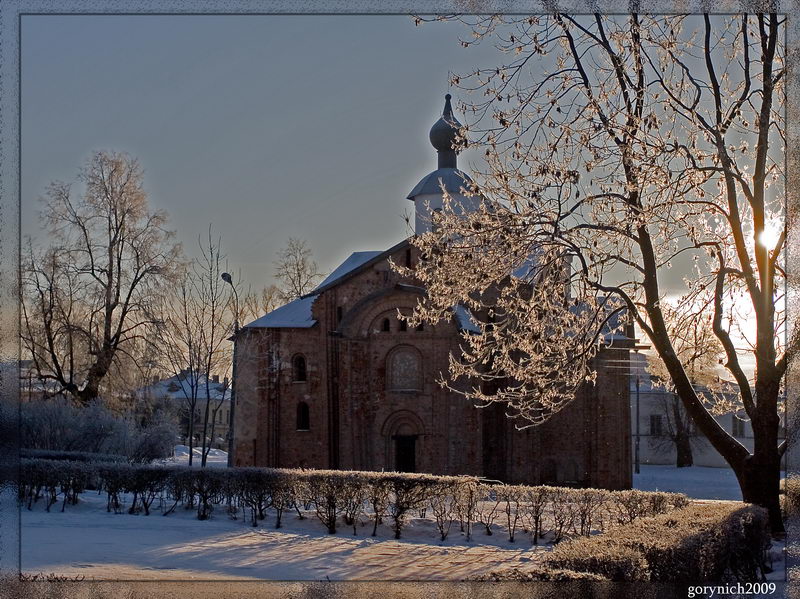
[[635, 373, 641, 475], [221, 272, 239, 468]]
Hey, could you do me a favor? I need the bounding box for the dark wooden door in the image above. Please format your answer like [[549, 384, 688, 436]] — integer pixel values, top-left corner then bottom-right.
[[394, 435, 417, 473]]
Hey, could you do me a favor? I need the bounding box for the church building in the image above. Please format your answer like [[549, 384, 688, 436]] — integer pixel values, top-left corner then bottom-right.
[[231, 96, 632, 489]]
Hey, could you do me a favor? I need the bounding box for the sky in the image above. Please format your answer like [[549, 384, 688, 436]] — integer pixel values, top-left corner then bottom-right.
[[21, 15, 503, 289], [20, 14, 769, 379]]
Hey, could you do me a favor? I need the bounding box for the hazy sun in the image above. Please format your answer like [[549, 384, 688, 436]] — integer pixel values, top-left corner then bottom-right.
[[758, 222, 784, 249]]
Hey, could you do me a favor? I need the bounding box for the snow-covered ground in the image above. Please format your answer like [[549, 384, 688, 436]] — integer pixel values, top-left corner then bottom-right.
[[19, 461, 775, 581], [634, 464, 742, 500], [164, 445, 228, 468], [21, 491, 545, 581]]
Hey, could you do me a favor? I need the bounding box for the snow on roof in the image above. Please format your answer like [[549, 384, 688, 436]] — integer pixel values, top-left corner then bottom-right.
[[453, 304, 481, 334], [243, 251, 390, 330], [406, 168, 474, 200], [314, 251, 383, 291], [244, 295, 319, 329], [511, 255, 539, 281], [136, 373, 230, 402]]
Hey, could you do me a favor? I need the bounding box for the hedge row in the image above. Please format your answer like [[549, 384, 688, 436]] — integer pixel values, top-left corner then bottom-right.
[[20, 459, 689, 542], [20, 449, 126, 463], [782, 477, 800, 519], [543, 502, 770, 582]]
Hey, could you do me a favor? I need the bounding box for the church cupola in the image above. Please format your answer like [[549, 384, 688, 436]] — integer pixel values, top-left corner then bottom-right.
[[407, 94, 477, 235], [429, 94, 461, 168]]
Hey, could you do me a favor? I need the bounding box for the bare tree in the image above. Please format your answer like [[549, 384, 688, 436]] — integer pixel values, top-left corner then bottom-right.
[[410, 14, 789, 530], [648, 391, 700, 468], [240, 284, 282, 323], [273, 238, 324, 302], [21, 151, 182, 405], [158, 227, 233, 467]]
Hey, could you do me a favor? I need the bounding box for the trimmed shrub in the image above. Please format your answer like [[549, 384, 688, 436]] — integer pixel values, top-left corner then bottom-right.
[[471, 565, 609, 582], [475, 483, 502, 535], [17, 457, 691, 545], [386, 473, 440, 540], [366, 473, 393, 537], [453, 478, 480, 541], [545, 502, 770, 582], [306, 470, 348, 534], [125, 465, 173, 515], [21, 449, 126, 463], [783, 478, 800, 519], [429, 480, 460, 541], [546, 538, 651, 581], [497, 485, 525, 543], [523, 485, 551, 545]]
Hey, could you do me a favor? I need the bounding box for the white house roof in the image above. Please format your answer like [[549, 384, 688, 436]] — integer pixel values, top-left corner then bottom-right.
[[136, 372, 230, 402]]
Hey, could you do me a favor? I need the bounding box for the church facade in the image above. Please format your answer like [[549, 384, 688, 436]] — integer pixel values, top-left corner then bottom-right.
[[231, 96, 632, 490]]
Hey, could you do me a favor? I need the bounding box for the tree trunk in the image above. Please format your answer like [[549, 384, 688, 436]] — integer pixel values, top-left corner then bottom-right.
[[735, 449, 783, 534], [675, 432, 693, 468], [671, 397, 693, 468]]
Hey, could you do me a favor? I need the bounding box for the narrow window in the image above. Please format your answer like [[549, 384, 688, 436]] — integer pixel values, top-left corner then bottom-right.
[[382, 318, 391, 332], [336, 306, 343, 323], [297, 402, 310, 431], [293, 355, 307, 382], [405, 248, 412, 268], [650, 414, 663, 436], [416, 323, 424, 332], [399, 319, 407, 332], [732, 415, 745, 438]]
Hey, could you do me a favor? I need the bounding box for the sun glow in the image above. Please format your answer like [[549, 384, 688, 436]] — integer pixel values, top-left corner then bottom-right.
[[757, 222, 784, 249]]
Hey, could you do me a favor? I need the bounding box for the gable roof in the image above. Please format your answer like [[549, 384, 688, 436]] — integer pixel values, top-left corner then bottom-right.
[[243, 294, 319, 329], [306, 238, 409, 297], [244, 240, 409, 330], [314, 251, 383, 290]]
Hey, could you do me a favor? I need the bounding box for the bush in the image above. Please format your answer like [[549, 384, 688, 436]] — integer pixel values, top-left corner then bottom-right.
[[546, 538, 651, 581], [18, 398, 175, 463], [783, 478, 800, 519], [545, 502, 770, 582], [470, 565, 608, 581], [386, 473, 442, 540], [17, 457, 691, 544], [20, 449, 125, 463]]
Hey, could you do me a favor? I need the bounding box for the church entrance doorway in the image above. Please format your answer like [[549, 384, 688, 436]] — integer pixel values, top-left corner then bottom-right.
[[393, 435, 417, 472]]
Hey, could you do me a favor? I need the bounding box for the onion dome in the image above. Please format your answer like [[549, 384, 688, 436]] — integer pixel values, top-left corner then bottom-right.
[[428, 94, 462, 168]]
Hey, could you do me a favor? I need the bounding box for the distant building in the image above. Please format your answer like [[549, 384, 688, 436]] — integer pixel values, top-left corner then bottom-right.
[[134, 371, 231, 449], [231, 96, 633, 489], [18, 359, 64, 402], [629, 352, 786, 468]]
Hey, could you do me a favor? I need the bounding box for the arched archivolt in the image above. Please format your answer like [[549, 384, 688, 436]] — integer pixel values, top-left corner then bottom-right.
[[385, 344, 423, 391], [336, 287, 429, 339], [381, 409, 426, 438]]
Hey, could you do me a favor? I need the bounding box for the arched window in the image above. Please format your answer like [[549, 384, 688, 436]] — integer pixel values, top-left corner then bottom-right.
[[405, 248, 412, 268], [398, 319, 407, 332], [387, 347, 422, 391], [382, 318, 391, 332], [292, 355, 307, 382], [296, 402, 310, 431]]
